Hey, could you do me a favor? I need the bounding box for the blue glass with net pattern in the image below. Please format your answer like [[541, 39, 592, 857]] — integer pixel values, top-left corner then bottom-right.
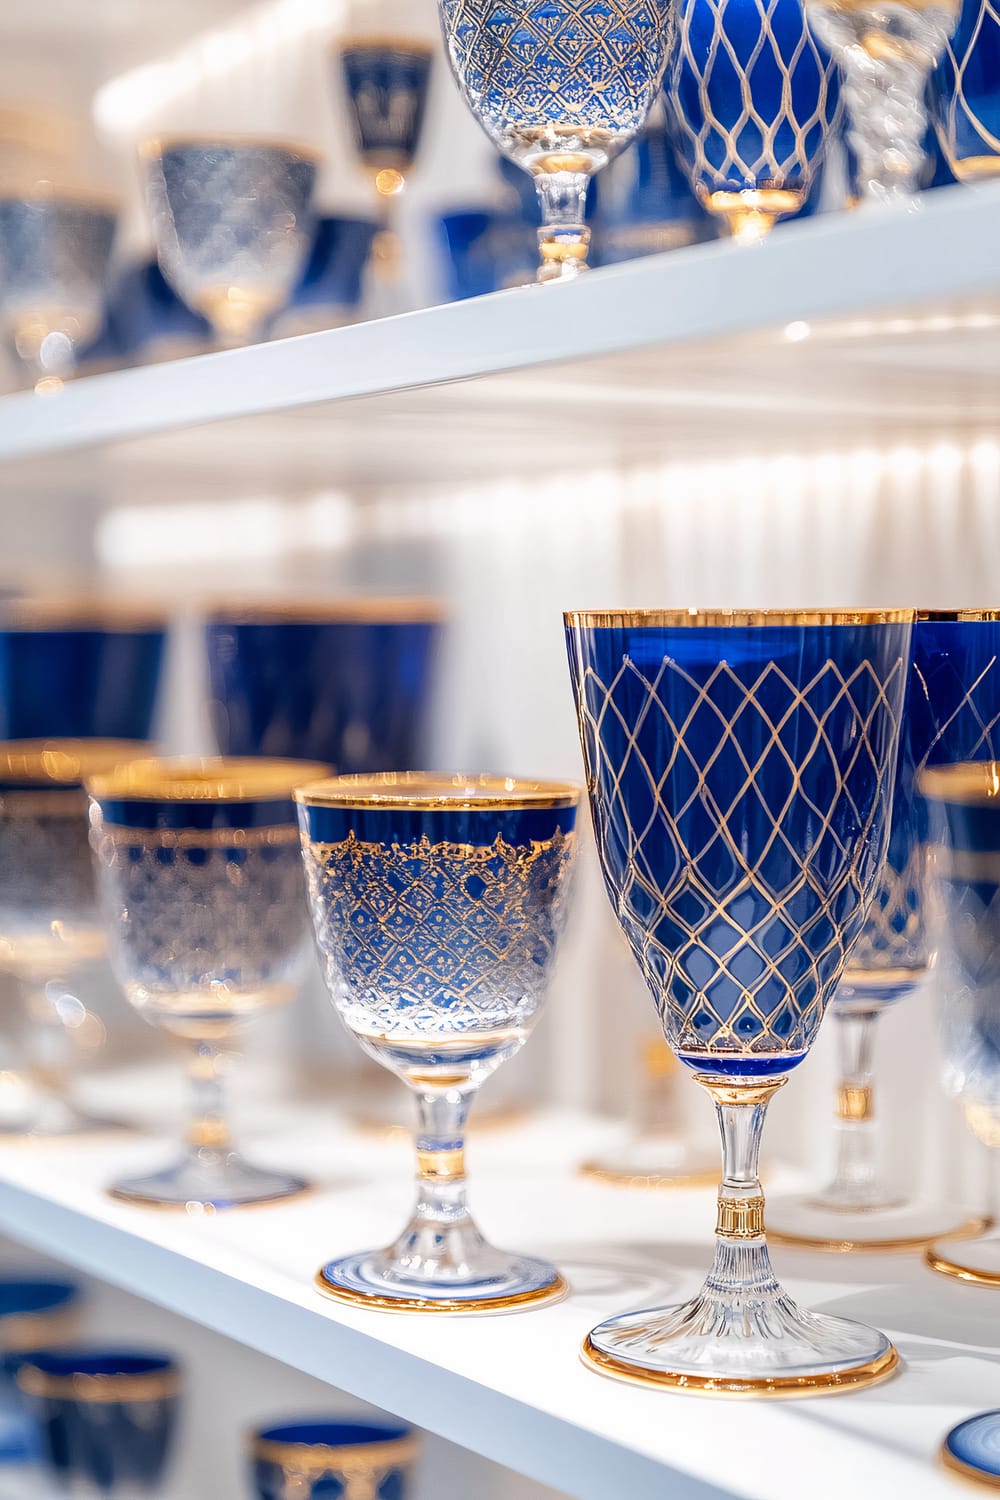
[[932, 0, 1000, 183], [565, 609, 911, 1395]]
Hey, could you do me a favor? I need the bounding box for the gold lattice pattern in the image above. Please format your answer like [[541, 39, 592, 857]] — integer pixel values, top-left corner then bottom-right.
[[848, 846, 926, 972], [576, 655, 903, 1058], [937, 0, 1000, 177], [302, 830, 575, 1037]]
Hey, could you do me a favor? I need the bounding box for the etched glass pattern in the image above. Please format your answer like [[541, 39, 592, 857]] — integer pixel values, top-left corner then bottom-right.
[[341, 42, 434, 170], [0, 795, 103, 979]]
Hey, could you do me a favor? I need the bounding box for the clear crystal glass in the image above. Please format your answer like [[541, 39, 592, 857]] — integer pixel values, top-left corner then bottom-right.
[[438, 0, 673, 281], [922, 760, 1000, 1287], [140, 138, 319, 346], [565, 608, 911, 1394], [0, 194, 116, 390], [770, 609, 1000, 1251], [89, 757, 328, 1210], [299, 772, 579, 1312]]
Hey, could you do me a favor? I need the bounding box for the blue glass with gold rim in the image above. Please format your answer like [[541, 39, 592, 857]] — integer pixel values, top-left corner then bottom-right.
[[298, 772, 579, 1312], [565, 608, 910, 1395], [592, 111, 715, 264], [932, 0, 1000, 183], [252, 1419, 418, 1500], [340, 40, 434, 187], [665, 0, 840, 241]]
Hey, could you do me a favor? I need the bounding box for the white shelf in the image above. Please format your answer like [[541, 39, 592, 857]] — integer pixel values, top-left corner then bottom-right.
[[0, 1083, 991, 1500], [2, 181, 1000, 487]]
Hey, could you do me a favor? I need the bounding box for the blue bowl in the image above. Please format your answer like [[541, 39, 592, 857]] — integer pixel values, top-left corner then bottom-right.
[[273, 216, 379, 336], [252, 1419, 417, 1500]]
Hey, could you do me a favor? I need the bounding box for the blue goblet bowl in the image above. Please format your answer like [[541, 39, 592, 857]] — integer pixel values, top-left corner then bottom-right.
[[252, 1419, 416, 1500], [933, 0, 1000, 181], [340, 41, 434, 171]]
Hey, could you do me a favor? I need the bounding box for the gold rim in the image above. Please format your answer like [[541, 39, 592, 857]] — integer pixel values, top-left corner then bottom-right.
[[0, 1307, 78, 1353], [87, 756, 331, 803], [768, 1214, 990, 1255], [252, 1434, 420, 1472], [17, 1363, 180, 1402], [0, 599, 167, 630], [315, 1267, 568, 1314], [941, 1433, 1000, 1490], [581, 1337, 900, 1397], [338, 33, 435, 55], [918, 609, 1000, 622], [563, 609, 914, 629], [0, 740, 149, 786], [580, 1161, 720, 1191], [926, 1246, 1000, 1286], [0, 186, 120, 213], [919, 762, 1000, 805], [139, 133, 323, 163], [206, 597, 443, 625], [295, 771, 581, 811]]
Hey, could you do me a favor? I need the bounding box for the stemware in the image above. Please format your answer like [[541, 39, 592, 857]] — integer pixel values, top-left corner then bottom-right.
[[18, 1348, 180, 1495], [770, 609, 1000, 1251], [565, 608, 911, 1394], [594, 108, 714, 263], [0, 191, 117, 390], [932, 0, 1000, 183], [140, 137, 320, 347], [0, 740, 148, 1136], [298, 772, 579, 1311], [88, 757, 328, 1210], [438, 0, 674, 281], [665, 0, 840, 242], [921, 759, 1000, 1287], [252, 1419, 419, 1500]]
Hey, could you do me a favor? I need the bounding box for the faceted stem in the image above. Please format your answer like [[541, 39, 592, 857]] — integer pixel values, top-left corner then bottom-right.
[[187, 1043, 231, 1154], [697, 1074, 787, 1298], [815, 1010, 898, 1212], [389, 1086, 488, 1279], [534, 169, 592, 283]]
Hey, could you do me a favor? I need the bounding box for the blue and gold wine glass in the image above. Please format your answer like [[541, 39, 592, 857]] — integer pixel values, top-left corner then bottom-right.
[[298, 772, 579, 1311], [593, 107, 715, 262], [438, 0, 674, 281], [18, 1349, 180, 1496], [665, 0, 839, 242], [252, 1419, 419, 1500], [921, 760, 1000, 1287], [88, 757, 328, 1210], [932, 0, 1000, 182], [771, 609, 1000, 1252], [565, 608, 911, 1394]]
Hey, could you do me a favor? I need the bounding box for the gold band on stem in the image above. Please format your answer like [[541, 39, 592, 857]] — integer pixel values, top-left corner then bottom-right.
[[838, 1084, 874, 1121], [416, 1148, 465, 1181], [188, 1117, 229, 1150], [694, 1075, 788, 1107], [716, 1195, 766, 1239]]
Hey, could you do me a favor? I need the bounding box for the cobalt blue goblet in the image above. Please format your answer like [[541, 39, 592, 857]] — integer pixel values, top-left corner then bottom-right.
[[565, 608, 911, 1394], [298, 773, 579, 1312], [921, 760, 1000, 1287], [665, 0, 839, 242], [252, 1419, 418, 1500], [772, 609, 1000, 1252], [18, 1349, 179, 1496], [932, 0, 1000, 182], [271, 217, 379, 338], [204, 601, 443, 773]]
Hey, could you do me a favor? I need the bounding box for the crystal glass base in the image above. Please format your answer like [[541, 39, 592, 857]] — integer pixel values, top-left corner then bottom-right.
[[110, 1148, 308, 1211], [316, 1248, 566, 1314], [768, 1193, 985, 1252], [926, 1229, 1000, 1287], [581, 1136, 718, 1190]]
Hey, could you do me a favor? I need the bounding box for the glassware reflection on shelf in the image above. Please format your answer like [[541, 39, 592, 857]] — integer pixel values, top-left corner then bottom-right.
[[271, 217, 379, 339], [921, 759, 1000, 1287], [806, 0, 959, 205], [932, 0, 1000, 183], [18, 1348, 180, 1496], [565, 608, 911, 1395], [252, 1419, 419, 1500], [770, 609, 1000, 1252], [0, 740, 148, 1137], [0, 191, 117, 391], [140, 137, 320, 348], [941, 1409, 1000, 1487], [88, 756, 328, 1210], [298, 772, 579, 1311], [204, 600, 443, 772], [665, 0, 840, 242], [438, 0, 673, 281]]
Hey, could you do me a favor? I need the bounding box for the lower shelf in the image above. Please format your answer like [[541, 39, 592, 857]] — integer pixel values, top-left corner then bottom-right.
[[0, 1079, 989, 1500]]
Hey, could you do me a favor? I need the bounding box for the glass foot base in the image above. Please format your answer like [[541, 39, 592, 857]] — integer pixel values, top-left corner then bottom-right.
[[926, 1230, 1000, 1286], [581, 1137, 717, 1190], [768, 1194, 987, 1253], [110, 1151, 309, 1211], [583, 1295, 899, 1397], [941, 1410, 1000, 1486], [315, 1251, 567, 1314]]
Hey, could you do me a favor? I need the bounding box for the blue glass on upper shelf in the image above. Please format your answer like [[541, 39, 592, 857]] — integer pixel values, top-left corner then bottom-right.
[[438, 0, 674, 280], [565, 608, 911, 1394], [0, 189, 117, 390], [921, 760, 1000, 1288], [770, 609, 1000, 1252], [18, 1349, 180, 1497], [270, 216, 379, 337], [204, 599, 443, 773], [339, 38, 434, 191], [252, 1419, 419, 1500], [665, 0, 840, 241], [933, 0, 1000, 182], [593, 110, 715, 264]]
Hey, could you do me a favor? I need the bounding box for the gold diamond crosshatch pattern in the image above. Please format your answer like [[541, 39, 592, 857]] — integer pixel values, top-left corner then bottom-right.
[[302, 830, 576, 1034], [575, 654, 906, 1060]]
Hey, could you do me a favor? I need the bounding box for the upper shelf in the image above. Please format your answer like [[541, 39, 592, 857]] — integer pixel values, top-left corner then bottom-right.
[[2, 180, 1000, 487]]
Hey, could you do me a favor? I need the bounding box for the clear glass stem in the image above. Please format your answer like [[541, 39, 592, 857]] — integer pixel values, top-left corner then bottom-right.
[[186, 1042, 231, 1155], [534, 169, 592, 283], [814, 1009, 898, 1212], [390, 1086, 487, 1277]]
